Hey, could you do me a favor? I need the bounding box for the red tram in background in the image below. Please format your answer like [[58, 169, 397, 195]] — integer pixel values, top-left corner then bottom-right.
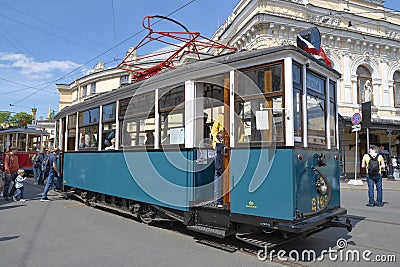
[[0, 127, 49, 173]]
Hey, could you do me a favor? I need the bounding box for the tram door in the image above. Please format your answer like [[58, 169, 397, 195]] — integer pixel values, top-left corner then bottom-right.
[[222, 78, 231, 209]]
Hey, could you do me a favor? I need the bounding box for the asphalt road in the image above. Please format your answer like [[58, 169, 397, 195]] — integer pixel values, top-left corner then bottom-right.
[[1, 178, 399, 267]]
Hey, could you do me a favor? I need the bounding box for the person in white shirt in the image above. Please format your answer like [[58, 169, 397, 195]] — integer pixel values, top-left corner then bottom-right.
[[13, 169, 26, 202]]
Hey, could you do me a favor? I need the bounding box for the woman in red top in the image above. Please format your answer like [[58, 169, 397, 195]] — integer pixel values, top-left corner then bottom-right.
[[3, 147, 19, 201]]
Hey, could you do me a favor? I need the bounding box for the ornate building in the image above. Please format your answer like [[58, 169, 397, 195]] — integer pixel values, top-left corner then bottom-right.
[[212, 0, 400, 177]]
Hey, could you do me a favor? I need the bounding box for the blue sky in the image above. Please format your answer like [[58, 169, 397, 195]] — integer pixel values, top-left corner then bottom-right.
[[0, 0, 399, 119]]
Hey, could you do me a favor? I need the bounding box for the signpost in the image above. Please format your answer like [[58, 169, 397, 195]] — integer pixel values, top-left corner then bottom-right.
[[348, 113, 364, 185]]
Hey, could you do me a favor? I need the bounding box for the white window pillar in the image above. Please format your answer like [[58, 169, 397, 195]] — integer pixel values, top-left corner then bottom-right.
[[230, 70, 235, 148], [98, 105, 103, 151], [115, 100, 120, 149], [302, 64, 308, 147], [75, 111, 79, 151], [64, 115, 69, 151], [154, 90, 160, 149], [185, 80, 196, 148], [284, 57, 294, 147]]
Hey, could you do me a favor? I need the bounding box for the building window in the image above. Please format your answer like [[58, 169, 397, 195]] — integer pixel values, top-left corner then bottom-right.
[[91, 82, 96, 94], [394, 71, 400, 108], [82, 85, 88, 97], [120, 75, 130, 85], [357, 65, 372, 104], [72, 90, 78, 101]]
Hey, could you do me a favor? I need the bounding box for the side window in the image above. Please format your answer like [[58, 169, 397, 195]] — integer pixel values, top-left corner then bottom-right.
[[102, 103, 116, 150], [236, 62, 285, 146], [159, 85, 185, 147], [329, 81, 336, 147], [121, 93, 155, 148], [67, 114, 76, 151], [78, 108, 100, 149]]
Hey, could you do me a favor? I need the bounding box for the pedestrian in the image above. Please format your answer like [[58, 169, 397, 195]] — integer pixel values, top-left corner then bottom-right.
[[31, 149, 42, 185], [105, 138, 116, 150], [38, 148, 49, 185], [361, 145, 385, 207], [40, 148, 61, 201], [214, 131, 225, 208], [3, 147, 19, 201], [13, 169, 26, 202]]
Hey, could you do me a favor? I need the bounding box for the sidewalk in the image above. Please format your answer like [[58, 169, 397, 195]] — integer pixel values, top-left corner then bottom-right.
[[341, 177, 400, 191]]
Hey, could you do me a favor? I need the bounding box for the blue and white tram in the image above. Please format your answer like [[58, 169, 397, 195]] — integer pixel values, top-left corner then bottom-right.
[[55, 45, 351, 247]]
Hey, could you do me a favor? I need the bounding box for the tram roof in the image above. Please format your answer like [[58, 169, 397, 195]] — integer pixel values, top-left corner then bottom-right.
[[56, 45, 340, 119], [0, 127, 49, 135]]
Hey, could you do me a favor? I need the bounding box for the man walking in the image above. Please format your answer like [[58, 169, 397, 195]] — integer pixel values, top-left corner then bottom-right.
[[40, 148, 61, 201], [3, 147, 19, 201], [361, 145, 385, 207]]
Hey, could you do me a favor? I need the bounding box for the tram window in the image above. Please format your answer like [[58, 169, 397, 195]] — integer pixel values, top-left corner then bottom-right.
[[102, 122, 116, 149], [78, 108, 100, 150], [17, 135, 26, 151], [329, 81, 337, 147], [293, 89, 302, 143], [203, 83, 224, 143], [159, 85, 185, 147], [307, 95, 326, 145], [122, 116, 155, 147], [79, 108, 100, 125], [67, 114, 77, 151], [103, 103, 116, 122], [306, 73, 325, 95], [160, 112, 184, 145], [236, 97, 284, 145], [78, 125, 99, 149], [238, 63, 283, 97]]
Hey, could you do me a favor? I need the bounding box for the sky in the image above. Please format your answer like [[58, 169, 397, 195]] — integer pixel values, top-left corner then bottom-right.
[[0, 0, 399, 120]]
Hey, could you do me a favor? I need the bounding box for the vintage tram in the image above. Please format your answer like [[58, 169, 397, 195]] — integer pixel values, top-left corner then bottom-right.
[[55, 45, 351, 247], [0, 127, 49, 173]]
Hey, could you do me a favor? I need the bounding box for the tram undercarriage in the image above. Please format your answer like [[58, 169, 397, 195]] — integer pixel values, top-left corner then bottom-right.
[[65, 187, 352, 248]]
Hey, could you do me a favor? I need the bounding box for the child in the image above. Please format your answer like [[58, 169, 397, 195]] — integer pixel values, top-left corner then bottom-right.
[[13, 169, 26, 202], [214, 131, 224, 208]]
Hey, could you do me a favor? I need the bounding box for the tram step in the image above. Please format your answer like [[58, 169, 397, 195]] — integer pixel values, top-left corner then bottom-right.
[[187, 225, 231, 238], [235, 231, 297, 248]]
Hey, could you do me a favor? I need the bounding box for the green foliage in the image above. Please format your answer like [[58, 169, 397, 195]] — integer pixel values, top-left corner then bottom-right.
[[12, 112, 33, 127], [0, 111, 12, 123]]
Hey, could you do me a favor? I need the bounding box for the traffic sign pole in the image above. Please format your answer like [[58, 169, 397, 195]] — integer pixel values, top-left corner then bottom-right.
[[348, 113, 364, 186]]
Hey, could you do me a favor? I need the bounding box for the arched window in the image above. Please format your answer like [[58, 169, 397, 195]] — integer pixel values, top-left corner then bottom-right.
[[357, 65, 372, 104], [394, 71, 400, 108]]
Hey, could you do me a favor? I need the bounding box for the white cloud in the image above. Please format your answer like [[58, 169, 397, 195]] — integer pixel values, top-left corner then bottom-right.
[[0, 52, 81, 79]]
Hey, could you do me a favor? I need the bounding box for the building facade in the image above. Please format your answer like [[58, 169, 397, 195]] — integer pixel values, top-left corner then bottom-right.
[[212, 0, 400, 177], [56, 62, 131, 111]]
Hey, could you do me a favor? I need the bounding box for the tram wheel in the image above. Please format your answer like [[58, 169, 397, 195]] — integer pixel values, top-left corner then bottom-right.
[[139, 211, 155, 224]]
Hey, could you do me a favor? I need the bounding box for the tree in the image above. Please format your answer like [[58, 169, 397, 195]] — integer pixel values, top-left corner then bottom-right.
[[0, 111, 12, 124], [11, 112, 33, 128]]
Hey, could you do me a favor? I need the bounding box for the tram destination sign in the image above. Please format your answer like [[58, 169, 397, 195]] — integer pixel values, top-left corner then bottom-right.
[[351, 112, 362, 125]]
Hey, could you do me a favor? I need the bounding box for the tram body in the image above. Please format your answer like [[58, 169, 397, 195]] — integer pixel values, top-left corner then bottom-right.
[[0, 128, 49, 173], [56, 46, 351, 246]]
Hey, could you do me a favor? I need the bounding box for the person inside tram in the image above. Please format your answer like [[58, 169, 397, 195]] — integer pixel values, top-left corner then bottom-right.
[[105, 138, 115, 150], [145, 131, 154, 146]]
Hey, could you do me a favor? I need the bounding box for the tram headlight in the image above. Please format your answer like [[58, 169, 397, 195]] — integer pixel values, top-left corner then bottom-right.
[[316, 176, 327, 195]]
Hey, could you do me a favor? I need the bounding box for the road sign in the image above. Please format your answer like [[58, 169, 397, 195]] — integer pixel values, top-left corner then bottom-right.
[[352, 125, 361, 132], [351, 113, 362, 125]]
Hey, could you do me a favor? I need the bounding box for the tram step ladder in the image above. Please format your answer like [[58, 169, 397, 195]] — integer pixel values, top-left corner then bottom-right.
[[235, 230, 296, 248], [187, 225, 234, 238]]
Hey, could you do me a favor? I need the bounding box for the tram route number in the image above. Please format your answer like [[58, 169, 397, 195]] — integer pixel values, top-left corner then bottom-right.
[[311, 195, 329, 211]]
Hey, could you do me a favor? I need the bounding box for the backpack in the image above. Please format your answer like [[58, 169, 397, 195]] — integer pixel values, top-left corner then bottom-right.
[[368, 154, 380, 176], [41, 154, 50, 174], [31, 154, 40, 168]]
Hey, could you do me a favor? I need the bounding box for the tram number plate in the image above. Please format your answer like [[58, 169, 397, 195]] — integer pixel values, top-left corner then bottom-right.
[[311, 195, 329, 211]]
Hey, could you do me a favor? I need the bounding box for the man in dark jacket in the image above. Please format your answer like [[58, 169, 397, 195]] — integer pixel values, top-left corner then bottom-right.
[[3, 147, 19, 201]]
